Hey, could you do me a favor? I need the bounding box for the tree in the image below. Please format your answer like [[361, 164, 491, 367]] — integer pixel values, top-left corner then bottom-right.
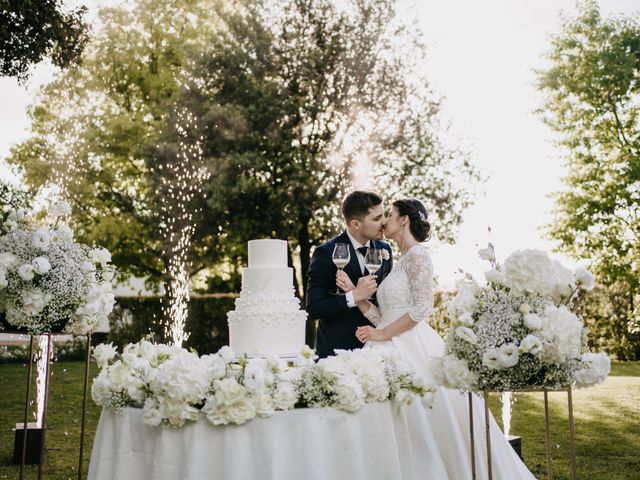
[[0, 0, 89, 81], [191, 0, 481, 301], [7, 0, 225, 290], [536, 0, 640, 358]]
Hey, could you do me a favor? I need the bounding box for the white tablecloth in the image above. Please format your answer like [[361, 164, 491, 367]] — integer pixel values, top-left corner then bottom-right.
[[88, 402, 445, 480]]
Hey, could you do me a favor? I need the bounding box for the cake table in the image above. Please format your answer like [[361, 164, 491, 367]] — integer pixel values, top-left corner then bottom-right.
[[88, 401, 440, 480]]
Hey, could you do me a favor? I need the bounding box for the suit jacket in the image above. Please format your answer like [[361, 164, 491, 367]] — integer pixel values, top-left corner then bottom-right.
[[306, 231, 393, 358]]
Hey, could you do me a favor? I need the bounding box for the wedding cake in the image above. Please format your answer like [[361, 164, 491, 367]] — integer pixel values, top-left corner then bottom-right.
[[227, 239, 307, 356]]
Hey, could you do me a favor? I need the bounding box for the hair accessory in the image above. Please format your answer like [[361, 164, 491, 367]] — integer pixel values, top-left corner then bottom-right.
[[418, 211, 427, 223]]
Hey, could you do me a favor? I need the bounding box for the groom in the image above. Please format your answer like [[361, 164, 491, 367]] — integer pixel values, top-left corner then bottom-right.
[[306, 191, 393, 358]]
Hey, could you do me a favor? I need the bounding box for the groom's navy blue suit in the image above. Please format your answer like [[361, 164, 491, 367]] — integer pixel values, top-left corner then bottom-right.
[[306, 231, 393, 358]]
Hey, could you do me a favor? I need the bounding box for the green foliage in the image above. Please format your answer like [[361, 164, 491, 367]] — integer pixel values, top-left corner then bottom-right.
[[537, 1, 640, 358], [108, 295, 236, 354], [0, 0, 89, 81]]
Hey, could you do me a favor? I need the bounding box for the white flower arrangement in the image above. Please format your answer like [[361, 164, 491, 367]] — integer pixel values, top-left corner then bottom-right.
[[431, 247, 610, 391], [92, 342, 436, 428], [0, 202, 116, 335]]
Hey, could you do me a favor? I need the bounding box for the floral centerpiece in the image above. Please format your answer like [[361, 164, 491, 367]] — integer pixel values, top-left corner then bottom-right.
[[0, 202, 116, 335], [430, 245, 610, 391], [91, 342, 436, 428]]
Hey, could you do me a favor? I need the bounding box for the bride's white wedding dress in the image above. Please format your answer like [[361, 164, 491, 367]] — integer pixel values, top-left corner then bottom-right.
[[363, 245, 536, 480]]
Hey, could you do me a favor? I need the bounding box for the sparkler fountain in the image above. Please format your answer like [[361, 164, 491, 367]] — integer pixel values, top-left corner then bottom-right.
[[158, 107, 210, 347]]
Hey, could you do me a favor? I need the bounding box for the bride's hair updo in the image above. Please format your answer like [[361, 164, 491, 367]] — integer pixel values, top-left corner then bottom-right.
[[393, 198, 431, 242]]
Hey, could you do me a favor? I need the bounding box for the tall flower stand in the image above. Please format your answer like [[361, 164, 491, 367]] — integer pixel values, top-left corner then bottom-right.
[[467, 389, 577, 480], [16, 333, 93, 480]]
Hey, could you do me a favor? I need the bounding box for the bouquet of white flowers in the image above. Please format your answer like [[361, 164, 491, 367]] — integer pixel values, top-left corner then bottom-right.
[[92, 342, 436, 428], [0, 202, 116, 335], [430, 245, 610, 391]]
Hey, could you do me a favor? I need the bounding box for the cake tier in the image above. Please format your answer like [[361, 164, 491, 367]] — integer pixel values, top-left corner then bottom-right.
[[228, 308, 307, 356], [241, 267, 293, 294], [248, 239, 288, 268]]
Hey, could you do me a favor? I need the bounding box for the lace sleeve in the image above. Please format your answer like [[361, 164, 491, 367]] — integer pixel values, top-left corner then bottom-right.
[[362, 301, 381, 326], [405, 247, 435, 323]]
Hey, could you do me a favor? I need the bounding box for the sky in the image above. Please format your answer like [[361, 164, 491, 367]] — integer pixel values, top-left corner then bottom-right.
[[0, 0, 638, 289]]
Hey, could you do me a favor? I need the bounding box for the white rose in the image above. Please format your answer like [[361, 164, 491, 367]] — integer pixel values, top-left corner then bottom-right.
[[395, 388, 414, 407], [243, 362, 266, 392], [574, 268, 595, 291], [442, 355, 478, 390], [482, 349, 501, 369], [300, 344, 315, 359], [8, 208, 26, 222], [455, 326, 478, 344], [381, 249, 390, 261], [21, 288, 48, 315], [454, 311, 475, 327], [484, 268, 506, 285], [254, 392, 275, 417], [89, 247, 112, 267], [523, 313, 542, 330], [497, 343, 519, 368], [17, 264, 35, 281], [518, 334, 543, 356], [333, 377, 365, 412], [93, 342, 118, 369], [273, 381, 298, 410], [32, 257, 51, 275], [478, 245, 496, 262], [0, 252, 18, 269], [142, 406, 163, 426], [201, 354, 227, 380], [218, 346, 236, 363], [50, 200, 72, 217], [32, 228, 52, 251]]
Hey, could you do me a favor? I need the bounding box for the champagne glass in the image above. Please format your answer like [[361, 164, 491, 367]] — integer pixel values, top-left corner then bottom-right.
[[332, 243, 351, 295], [364, 248, 383, 276]]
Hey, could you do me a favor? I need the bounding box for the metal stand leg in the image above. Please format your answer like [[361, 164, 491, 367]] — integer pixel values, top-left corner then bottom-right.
[[78, 334, 92, 480], [468, 392, 476, 480], [567, 388, 577, 480], [544, 391, 553, 480], [483, 391, 493, 480], [19, 335, 35, 480], [37, 334, 53, 480]]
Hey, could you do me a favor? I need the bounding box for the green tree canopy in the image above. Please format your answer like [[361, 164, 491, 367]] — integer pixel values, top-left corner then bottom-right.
[[0, 0, 89, 81], [537, 0, 640, 358], [190, 0, 481, 296]]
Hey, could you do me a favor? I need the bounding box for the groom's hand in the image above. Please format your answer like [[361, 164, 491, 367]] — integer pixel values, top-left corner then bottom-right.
[[352, 276, 378, 302]]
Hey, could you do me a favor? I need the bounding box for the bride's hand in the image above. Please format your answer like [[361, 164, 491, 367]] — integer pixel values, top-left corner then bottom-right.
[[356, 326, 388, 343], [336, 270, 356, 292]]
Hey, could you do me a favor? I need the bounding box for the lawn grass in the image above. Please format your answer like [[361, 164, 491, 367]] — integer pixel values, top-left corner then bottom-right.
[[0, 361, 638, 480]]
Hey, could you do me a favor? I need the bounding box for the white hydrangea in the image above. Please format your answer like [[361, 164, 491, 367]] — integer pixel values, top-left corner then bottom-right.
[[501, 249, 575, 299], [538, 305, 584, 363], [50, 201, 72, 217], [574, 352, 611, 388], [93, 342, 118, 369]]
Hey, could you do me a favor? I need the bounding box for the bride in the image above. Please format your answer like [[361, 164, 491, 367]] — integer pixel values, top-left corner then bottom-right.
[[336, 198, 536, 480]]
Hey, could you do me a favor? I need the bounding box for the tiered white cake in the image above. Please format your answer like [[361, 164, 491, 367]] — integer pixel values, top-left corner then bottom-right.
[[227, 239, 307, 356]]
